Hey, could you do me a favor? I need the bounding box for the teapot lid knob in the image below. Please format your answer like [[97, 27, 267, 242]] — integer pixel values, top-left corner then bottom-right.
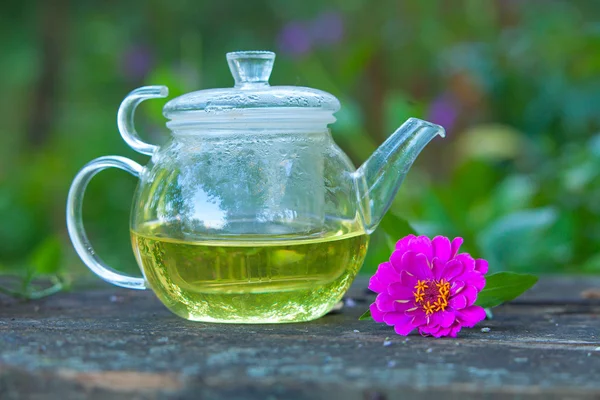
[[226, 51, 275, 88]]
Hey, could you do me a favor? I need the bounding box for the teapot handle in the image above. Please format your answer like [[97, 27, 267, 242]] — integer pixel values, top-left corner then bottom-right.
[[117, 86, 168, 155], [66, 156, 146, 290]]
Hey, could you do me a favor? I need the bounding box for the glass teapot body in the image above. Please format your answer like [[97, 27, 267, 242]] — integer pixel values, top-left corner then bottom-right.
[[130, 123, 368, 323], [136, 127, 362, 241], [67, 52, 370, 323]]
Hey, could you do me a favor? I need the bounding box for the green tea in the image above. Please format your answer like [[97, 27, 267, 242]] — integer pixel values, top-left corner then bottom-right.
[[132, 222, 368, 323]]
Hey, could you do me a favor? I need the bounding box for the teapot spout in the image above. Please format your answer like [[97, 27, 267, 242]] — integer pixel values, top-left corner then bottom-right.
[[354, 118, 445, 233]]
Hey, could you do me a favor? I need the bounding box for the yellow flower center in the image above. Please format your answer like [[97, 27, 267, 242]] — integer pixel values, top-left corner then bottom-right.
[[413, 279, 450, 315]]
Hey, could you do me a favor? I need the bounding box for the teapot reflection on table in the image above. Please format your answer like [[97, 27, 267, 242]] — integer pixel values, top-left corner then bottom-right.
[[67, 51, 445, 323]]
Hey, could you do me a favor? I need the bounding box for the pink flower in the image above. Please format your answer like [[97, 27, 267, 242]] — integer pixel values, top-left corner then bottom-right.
[[369, 235, 488, 338]]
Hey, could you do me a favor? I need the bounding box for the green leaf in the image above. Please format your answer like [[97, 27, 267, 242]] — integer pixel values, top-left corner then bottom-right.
[[359, 309, 372, 321], [475, 272, 538, 308], [29, 236, 63, 275]]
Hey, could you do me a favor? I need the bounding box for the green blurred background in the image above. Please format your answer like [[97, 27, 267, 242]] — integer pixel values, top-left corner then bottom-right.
[[2, 0, 600, 294]]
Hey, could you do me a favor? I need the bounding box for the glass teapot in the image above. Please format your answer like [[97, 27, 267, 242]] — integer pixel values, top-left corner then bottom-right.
[[66, 51, 444, 323]]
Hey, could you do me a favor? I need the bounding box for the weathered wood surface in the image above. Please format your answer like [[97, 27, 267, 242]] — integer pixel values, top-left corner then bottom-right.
[[1, 276, 599, 400]]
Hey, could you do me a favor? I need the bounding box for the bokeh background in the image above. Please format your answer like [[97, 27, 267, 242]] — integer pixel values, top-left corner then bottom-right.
[[2, 0, 600, 294]]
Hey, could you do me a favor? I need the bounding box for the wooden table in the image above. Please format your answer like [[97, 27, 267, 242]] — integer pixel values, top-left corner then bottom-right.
[[1, 276, 599, 399]]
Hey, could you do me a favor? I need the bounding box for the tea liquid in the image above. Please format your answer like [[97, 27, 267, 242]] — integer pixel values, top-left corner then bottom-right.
[[132, 222, 368, 323]]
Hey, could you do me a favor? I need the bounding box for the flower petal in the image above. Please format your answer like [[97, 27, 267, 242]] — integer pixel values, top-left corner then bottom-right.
[[457, 305, 486, 327], [393, 319, 416, 336], [449, 294, 467, 310], [389, 250, 404, 272], [409, 236, 433, 260], [461, 271, 486, 291], [406, 307, 427, 327], [395, 234, 416, 253], [429, 326, 451, 338], [399, 270, 418, 287], [430, 310, 455, 328], [370, 302, 385, 323], [394, 300, 414, 313], [368, 275, 386, 293], [432, 236, 452, 263], [402, 251, 433, 280], [439, 310, 456, 328], [383, 311, 412, 327], [432, 258, 445, 281], [450, 237, 463, 258], [441, 259, 464, 281], [461, 285, 479, 306], [435, 327, 452, 338], [450, 280, 465, 296], [455, 253, 476, 273], [417, 326, 429, 336], [432, 322, 462, 337], [449, 324, 462, 337], [419, 324, 442, 337], [475, 259, 489, 274], [388, 282, 415, 300], [373, 261, 401, 287], [375, 292, 397, 312]]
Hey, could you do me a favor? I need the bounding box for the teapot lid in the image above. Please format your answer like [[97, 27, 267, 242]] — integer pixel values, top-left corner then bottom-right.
[[163, 51, 340, 127]]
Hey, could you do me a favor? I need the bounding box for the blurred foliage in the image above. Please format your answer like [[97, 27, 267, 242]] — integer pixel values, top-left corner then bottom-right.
[[1, 0, 600, 294]]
